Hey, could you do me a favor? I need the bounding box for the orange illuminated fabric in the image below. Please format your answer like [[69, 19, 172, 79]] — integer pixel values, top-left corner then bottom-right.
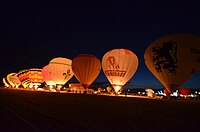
[[72, 54, 101, 89]]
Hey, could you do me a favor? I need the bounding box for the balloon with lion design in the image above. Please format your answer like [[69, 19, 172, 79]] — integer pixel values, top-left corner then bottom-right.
[[144, 33, 200, 93], [102, 48, 139, 94]]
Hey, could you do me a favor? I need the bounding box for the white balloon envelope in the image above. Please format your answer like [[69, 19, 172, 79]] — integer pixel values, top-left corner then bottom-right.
[[102, 48, 139, 93], [48, 57, 74, 85], [144, 33, 200, 93]]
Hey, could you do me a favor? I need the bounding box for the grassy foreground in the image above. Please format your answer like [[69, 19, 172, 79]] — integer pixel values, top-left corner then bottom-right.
[[0, 88, 200, 132]]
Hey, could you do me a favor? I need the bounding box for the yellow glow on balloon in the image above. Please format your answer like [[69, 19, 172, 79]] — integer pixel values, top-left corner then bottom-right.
[[6, 73, 15, 87], [112, 85, 122, 93], [48, 57, 74, 85], [3, 78, 9, 87]]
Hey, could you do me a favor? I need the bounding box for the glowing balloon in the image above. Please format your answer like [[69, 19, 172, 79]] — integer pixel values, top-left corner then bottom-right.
[[3, 77, 9, 87], [72, 54, 101, 90], [179, 88, 191, 98], [7, 73, 21, 88], [6, 73, 15, 87], [29, 68, 44, 87], [145, 89, 154, 97], [164, 89, 170, 96], [17, 69, 30, 88], [48, 57, 74, 85], [106, 86, 112, 93], [102, 49, 139, 93], [144, 33, 200, 93], [41, 65, 55, 86]]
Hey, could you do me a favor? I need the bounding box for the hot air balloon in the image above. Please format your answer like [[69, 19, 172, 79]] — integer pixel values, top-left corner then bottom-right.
[[48, 57, 74, 89], [6, 73, 15, 87], [102, 49, 139, 94], [164, 89, 170, 96], [17, 69, 31, 88], [144, 33, 200, 94], [145, 88, 154, 97], [41, 65, 55, 87], [72, 54, 101, 93], [29, 68, 44, 89], [106, 86, 113, 94], [3, 77, 10, 87], [179, 88, 191, 98], [7, 73, 21, 88]]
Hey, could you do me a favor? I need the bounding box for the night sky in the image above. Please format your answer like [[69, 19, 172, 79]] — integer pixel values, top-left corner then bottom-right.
[[1, 1, 200, 89]]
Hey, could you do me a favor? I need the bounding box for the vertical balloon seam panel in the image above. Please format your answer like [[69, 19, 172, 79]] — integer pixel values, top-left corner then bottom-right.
[[102, 52, 112, 85], [72, 58, 81, 84], [91, 58, 97, 85], [116, 49, 121, 85], [84, 57, 89, 84], [79, 56, 87, 84], [87, 56, 100, 85], [102, 54, 108, 84], [88, 58, 96, 84], [121, 49, 126, 85], [125, 50, 134, 86], [92, 58, 101, 84]]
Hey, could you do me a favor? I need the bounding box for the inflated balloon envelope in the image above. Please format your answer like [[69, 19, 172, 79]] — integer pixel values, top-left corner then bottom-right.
[[41, 65, 55, 86], [17, 69, 31, 88], [72, 54, 101, 90], [144, 33, 200, 93], [7, 73, 21, 87], [179, 88, 191, 98], [48, 57, 74, 85], [29, 68, 44, 86], [102, 48, 139, 93]]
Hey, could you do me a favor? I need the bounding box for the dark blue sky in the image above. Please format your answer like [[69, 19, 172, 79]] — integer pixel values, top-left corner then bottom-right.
[[1, 0, 200, 88]]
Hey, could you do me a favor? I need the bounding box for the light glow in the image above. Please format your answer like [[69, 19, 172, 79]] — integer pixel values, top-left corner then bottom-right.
[[3, 78, 9, 87], [113, 85, 121, 93]]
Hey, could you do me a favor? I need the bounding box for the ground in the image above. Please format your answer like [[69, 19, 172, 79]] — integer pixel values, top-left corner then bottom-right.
[[0, 88, 200, 132]]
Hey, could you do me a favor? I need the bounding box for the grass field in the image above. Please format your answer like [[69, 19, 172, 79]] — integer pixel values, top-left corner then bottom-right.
[[0, 88, 200, 132]]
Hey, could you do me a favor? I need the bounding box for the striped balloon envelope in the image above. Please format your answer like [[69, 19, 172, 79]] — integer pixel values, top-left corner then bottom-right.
[[17, 69, 30, 88], [29, 68, 44, 86]]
